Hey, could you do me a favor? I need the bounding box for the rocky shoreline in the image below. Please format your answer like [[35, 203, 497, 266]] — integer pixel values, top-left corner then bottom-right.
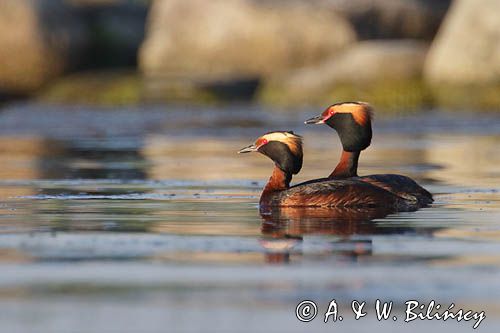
[[1, 0, 499, 110]]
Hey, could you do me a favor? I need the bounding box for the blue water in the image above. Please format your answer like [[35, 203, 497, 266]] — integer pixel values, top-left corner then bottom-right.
[[0, 103, 499, 332]]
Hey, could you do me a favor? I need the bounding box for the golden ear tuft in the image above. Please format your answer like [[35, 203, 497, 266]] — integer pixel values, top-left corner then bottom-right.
[[334, 102, 374, 126], [260, 131, 303, 156]]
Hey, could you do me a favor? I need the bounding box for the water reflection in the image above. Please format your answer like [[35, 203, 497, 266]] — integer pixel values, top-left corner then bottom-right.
[[259, 207, 375, 264], [260, 206, 393, 236], [38, 138, 148, 181], [258, 206, 440, 264], [0, 106, 500, 332]]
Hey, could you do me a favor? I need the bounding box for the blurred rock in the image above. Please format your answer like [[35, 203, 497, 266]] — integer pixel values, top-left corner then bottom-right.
[[0, 0, 88, 94], [68, 0, 148, 68], [39, 71, 141, 105], [318, 0, 451, 40], [424, 0, 500, 85], [262, 40, 428, 104], [139, 0, 356, 84], [65, 0, 132, 4]]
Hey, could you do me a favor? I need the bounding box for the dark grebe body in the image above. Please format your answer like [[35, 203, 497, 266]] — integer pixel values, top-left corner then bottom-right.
[[305, 102, 433, 207], [239, 131, 425, 211]]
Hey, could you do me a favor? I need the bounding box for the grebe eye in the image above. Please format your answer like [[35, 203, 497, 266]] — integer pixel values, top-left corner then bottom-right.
[[256, 138, 268, 147], [329, 109, 335, 115]]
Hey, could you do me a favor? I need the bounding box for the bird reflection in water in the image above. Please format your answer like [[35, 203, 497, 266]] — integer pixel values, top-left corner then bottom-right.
[[259, 206, 397, 264]]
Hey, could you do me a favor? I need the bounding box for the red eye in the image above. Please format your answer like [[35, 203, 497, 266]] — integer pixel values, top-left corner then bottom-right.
[[256, 138, 268, 147], [329, 108, 335, 115]]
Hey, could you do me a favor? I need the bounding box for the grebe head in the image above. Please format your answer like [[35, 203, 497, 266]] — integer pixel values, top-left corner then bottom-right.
[[238, 131, 303, 175], [304, 102, 373, 152]]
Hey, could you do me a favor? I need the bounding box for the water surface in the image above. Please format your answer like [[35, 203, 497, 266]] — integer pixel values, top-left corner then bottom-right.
[[0, 103, 499, 332]]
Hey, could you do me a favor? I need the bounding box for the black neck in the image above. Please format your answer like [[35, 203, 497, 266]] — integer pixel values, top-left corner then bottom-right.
[[326, 113, 372, 152], [258, 141, 302, 176]]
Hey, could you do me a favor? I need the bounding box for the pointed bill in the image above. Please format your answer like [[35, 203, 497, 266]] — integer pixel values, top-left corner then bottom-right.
[[237, 144, 258, 154], [304, 115, 324, 125]]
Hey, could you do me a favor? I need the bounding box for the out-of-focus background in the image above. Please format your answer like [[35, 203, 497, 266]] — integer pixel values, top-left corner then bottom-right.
[[0, 0, 499, 110], [1, 1, 500, 333]]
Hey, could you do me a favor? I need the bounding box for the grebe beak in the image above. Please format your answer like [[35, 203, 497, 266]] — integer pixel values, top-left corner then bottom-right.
[[304, 115, 324, 125], [238, 144, 258, 154]]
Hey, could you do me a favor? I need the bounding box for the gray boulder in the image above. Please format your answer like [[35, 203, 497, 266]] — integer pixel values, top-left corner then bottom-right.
[[0, 0, 88, 94], [139, 0, 356, 82], [317, 0, 451, 40], [424, 0, 500, 85], [263, 40, 428, 102]]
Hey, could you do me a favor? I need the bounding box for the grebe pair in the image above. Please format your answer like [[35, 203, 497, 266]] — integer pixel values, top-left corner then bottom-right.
[[238, 102, 433, 211]]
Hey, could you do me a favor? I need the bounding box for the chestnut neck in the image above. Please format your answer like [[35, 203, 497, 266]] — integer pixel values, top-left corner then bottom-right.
[[262, 165, 291, 194], [328, 150, 360, 179]]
